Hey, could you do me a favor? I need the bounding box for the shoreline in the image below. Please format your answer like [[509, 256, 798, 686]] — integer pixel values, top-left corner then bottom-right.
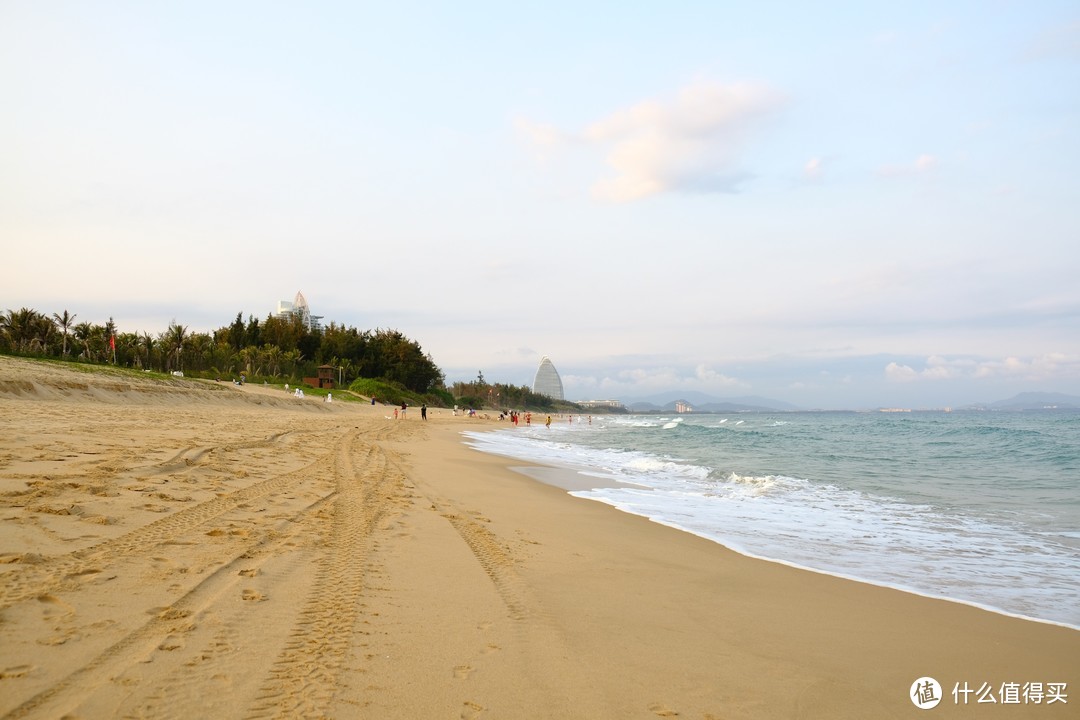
[[501, 434, 1080, 632], [464, 421, 1080, 632], [1, 357, 1077, 718], [407, 423, 1080, 717]]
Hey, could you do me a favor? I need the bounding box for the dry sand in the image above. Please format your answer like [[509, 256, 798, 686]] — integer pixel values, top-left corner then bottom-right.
[[0, 355, 1076, 719]]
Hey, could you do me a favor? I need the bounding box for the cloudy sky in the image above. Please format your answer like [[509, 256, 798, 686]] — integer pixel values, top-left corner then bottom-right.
[[3, 1, 1078, 409]]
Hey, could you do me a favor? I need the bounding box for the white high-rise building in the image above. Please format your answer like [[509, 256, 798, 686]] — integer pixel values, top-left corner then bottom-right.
[[532, 356, 564, 400], [275, 291, 323, 331]]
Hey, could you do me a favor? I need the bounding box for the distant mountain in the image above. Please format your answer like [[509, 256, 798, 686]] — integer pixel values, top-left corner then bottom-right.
[[621, 392, 800, 413], [975, 392, 1080, 411]]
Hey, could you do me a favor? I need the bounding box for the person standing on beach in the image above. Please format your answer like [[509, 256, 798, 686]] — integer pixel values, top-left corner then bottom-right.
[[400, 402, 407, 418], [545, 415, 552, 428], [421, 404, 427, 420]]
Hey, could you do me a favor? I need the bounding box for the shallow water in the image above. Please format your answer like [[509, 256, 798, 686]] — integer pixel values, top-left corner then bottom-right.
[[464, 411, 1080, 628]]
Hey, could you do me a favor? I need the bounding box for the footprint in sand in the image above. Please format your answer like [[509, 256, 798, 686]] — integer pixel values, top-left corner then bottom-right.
[[453, 664, 473, 679], [461, 701, 485, 719], [37, 594, 75, 618], [648, 702, 679, 717], [158, 634, 184, 651]]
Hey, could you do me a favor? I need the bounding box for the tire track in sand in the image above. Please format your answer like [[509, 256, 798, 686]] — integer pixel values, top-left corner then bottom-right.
[[0, 455, 326, 611], [436, 505, 529, 622], [0, 489, 339, 720], [244, 429, 405, 719]]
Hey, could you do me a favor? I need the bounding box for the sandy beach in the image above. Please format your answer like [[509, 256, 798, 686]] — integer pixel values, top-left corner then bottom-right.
[[0, 356, 1076, 719]]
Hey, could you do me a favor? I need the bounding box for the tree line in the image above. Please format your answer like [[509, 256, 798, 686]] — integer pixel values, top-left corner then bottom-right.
[[2, 307, 581, 411], [449, 377, 561, 412], [0, 307, 444, 395]]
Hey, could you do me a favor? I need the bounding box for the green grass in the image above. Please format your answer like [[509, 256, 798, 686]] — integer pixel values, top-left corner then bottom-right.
[[347, 377, 429, 407]]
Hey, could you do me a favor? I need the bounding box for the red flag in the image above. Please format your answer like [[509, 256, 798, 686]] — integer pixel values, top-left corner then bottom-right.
[[109, 335, 116, 350]]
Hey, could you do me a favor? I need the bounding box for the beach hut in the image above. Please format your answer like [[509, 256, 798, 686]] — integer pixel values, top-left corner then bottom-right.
[[304, 364, 336, 389]]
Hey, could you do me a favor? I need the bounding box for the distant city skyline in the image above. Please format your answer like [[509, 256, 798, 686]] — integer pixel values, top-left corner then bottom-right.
[[3, 2, 1077, 410]]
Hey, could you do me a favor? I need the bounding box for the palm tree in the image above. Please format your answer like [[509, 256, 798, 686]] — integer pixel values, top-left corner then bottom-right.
[[238, 346, 257, 376], [281, 349, 302, 379], [265, 345, 283, 377], [339, 357, 355, 386], [141, 332, 155, 370], [29, 312, 53, 353], [72, 322, 93, 359], [2, 308, 48, 353], [51, 310, 77, 356], [186, 333, 212, 372], [165, 322, 187, 372]]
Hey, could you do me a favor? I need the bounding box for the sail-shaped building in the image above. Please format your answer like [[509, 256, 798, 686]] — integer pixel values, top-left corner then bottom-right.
[[275, 291, 323, 331], [532, 356, 564, 400]]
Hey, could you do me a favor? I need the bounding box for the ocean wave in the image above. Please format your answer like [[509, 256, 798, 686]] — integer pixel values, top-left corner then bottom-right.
[[463, 415, 1080, 627]]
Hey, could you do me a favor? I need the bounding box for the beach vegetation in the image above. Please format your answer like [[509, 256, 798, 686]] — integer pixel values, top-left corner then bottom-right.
[[448, 378, 570, 412], [1, 306, 577, 412], [1, 305, 450, 404]]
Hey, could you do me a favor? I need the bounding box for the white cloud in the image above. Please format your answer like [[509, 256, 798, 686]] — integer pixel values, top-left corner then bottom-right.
[[586, 81, 784, 201], [888, 354, 1080, 383], [519, 80, 785, 202], [564, 363, 748, 396], [693, 364, 743, 387], [973, 353, 1080, 380], [885, 362, 919, 382], [803, 157, 823, 181]]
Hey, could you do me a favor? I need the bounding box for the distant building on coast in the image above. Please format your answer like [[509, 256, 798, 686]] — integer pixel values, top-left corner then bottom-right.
[[532, 356, 564, 400], [578, 399, 625, 410], [675, 401, 694, 414], [275, 291, 323, 331]]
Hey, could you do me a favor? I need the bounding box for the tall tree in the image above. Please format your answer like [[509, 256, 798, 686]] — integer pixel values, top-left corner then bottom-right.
[[165, 322, 187, 371], [140, 332, 155, 370], [52, 310, 77, 356], [228, 312, 245, 351], [72, 321, 93, 359], [245, 315, 261, 348]]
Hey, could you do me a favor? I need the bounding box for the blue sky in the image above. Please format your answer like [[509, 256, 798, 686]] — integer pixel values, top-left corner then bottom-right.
[[2, 1, 1078, 409]]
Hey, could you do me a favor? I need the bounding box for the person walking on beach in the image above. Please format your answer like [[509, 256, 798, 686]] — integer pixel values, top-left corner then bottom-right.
[[400, 402, 407, 418], [421, 404, 427, 420], [545, 415, 552, 428]]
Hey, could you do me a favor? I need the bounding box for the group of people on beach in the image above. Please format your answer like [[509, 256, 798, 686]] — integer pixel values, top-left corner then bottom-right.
[[499, 410, 533, 426], [392, 402, 427, 420]]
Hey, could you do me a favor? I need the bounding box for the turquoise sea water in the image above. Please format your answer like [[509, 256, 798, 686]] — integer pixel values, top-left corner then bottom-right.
[[463, 411, 1080, 628]]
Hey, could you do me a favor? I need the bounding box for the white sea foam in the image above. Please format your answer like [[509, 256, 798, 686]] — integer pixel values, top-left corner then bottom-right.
[[463, 417, 1080, 629]]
